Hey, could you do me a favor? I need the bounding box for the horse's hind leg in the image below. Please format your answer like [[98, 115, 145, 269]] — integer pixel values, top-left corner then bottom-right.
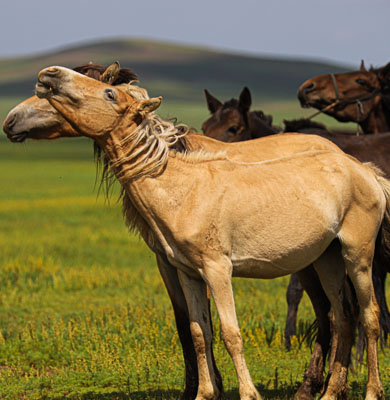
[[156, 255, 223, 399], [312, 241, 359, 400], [177, 269, 222, 400], [285, 273, 304, 351], [355, 259, 389, 364], [372, 257, 390, 344], [341, 240, 385, 400], [294, 265, 331, 400]]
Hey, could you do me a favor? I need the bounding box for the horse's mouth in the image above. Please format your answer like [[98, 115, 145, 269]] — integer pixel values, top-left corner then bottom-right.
[[300, 97, 330, 110], [8, 131, 28, 143]]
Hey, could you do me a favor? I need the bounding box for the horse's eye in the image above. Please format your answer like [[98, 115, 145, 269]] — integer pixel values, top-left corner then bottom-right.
[[228, 126, 239, 134], [105, 89, 116, 101], [356, 78, 367, 86]]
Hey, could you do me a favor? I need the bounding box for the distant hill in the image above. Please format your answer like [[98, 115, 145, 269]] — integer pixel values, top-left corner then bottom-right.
[[0, 38, 350, 102]]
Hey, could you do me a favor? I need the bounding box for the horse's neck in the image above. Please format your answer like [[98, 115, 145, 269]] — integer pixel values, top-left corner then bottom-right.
[[122, 153, 208, 257], [94, 132, 163, 251], [360, 101, 390, 134], [100, 131, 205, 255]]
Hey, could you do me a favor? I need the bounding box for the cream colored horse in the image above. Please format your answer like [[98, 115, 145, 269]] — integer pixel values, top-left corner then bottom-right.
[[35, 66, 386, 400], [3, 63, 348, 400]]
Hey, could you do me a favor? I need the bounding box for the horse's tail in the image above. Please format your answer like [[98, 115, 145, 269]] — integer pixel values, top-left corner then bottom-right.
[[367, 163, 390, 345], [370, 164, 390, 269]]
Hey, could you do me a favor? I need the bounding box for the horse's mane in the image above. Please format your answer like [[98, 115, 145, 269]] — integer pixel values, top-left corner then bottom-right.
[[73, 63, 138, 84], [71, 63, 137, 197], [366, 63, 390, 127], [283, 119, 327, 133], [106, 84, 193, 180], [72, 68, 191, 243], [249, 111, 281, 135], [98, 83, 203, 245], [223, 98, 239, 109], [251, 110, 274, 127], [376, 63, 390, 126]]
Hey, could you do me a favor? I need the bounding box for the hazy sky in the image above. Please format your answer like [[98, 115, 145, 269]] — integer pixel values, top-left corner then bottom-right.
[[1, 0, 389, 67]]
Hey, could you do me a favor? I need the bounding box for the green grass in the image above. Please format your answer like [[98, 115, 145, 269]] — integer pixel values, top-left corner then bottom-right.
[[0, 100, 389, 399]]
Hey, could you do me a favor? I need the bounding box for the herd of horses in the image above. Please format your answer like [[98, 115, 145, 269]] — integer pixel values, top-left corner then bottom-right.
[[2, 60, 390, 400]]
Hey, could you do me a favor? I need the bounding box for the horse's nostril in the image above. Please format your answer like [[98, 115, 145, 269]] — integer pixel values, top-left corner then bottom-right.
[[5, 113, 17, 131], [45, 67, 59, 76]]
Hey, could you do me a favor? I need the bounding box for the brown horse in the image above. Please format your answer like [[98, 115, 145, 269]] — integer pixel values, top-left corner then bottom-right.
[[5, 65, 377, 399], [6, 69, 387, 398], [4, 64, 352, 400], [3, 62, 138, 142], [34, 65, 388, 400], [201, 87, 280, 141], [3, 62, 223, 400], [202, 89, 390, 356], [298, 60, 390, 134]]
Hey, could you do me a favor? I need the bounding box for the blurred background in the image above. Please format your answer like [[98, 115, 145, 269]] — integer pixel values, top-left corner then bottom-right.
[[1, 0, 389, 129]]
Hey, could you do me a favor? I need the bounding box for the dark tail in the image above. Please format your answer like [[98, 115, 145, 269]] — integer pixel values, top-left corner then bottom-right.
[[372, 169, 390, 344]]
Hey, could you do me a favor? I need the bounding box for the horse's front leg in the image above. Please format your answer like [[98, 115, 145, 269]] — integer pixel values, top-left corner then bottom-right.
[[177, 269, 222, 400], [156, 254, 223, 399], [202, 258, 262, 400]]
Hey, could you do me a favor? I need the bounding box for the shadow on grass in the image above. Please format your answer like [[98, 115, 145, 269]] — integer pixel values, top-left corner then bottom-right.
[[225, 384, 299, 399], [75, 389, 181, 400], [74, 384, 299, 399]]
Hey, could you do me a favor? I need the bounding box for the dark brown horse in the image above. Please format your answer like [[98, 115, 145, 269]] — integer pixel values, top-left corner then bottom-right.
[[202, 87, 280, 141], [202, 87, 390, 357], [298, 60, 390, 134], [284, 118, 390, 349]]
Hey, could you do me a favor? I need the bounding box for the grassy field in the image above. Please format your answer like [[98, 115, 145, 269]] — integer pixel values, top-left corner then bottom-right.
[[0, 97, 389, 399]]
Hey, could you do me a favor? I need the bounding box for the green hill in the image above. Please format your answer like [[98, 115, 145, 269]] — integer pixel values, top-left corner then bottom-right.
[[0, 38, 350, 103]]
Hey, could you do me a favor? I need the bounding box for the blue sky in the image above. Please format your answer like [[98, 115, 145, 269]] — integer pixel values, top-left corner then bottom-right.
[[1, 0, 389, 67]]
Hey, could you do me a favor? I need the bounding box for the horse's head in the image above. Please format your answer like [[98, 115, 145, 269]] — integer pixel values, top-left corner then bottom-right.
[[3, 62, 137, 142], [34, 66, 161, 145], [201, 87, 279, 141], [3, 94, 75, 142], [297, 61, 382, 123], [201, 87, 253, 142]]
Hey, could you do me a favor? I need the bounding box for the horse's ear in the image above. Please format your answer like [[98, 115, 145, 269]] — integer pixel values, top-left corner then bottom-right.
[[136, 97, 162, 115], [101, 61, 121, 84], [360, 59, 367, 72], [238, 87, 252, 115], [204, 89, 222, 114]]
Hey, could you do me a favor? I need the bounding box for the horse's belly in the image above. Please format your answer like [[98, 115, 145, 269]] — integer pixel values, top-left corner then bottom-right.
[[231, 231, 335, 279], [232, 258, 295, 279]]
